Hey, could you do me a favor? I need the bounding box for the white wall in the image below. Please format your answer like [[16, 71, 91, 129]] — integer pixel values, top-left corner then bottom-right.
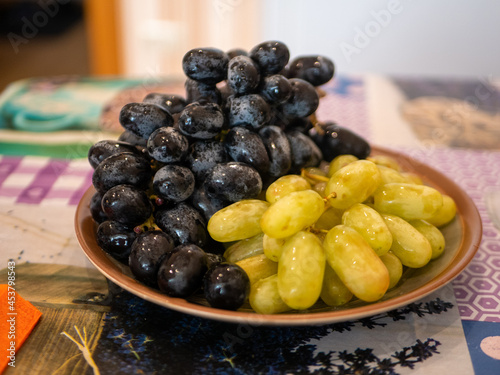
[[261, 0, 500, 78], [118, 0, 500, 80], [119, 0, 263, 80]]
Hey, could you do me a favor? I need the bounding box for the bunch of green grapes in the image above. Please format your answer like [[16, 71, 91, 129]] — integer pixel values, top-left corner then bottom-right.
[[207, 154, 457, 314]]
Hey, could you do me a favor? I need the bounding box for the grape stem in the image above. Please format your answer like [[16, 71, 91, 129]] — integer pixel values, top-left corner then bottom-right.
[[316, 87, 327, 98], [309, 113, 326, 136], [300, 168, 329, 183], [135, 215, 161, 233], [324, 192, 337, 201], [308, 226, 329, 235], [216, 129, 229, 142]]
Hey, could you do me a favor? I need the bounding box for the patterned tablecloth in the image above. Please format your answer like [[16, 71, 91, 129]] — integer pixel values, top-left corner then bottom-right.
[[1, 75, 500, 374]]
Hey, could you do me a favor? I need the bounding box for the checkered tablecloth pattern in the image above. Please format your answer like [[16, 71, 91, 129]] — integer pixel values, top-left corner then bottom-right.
[[0, 156, 92, 206], [402, 146, 500, 322]]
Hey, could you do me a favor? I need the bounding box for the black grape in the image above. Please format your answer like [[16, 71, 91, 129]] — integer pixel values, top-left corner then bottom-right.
[[309, 122, 371, 161], [227, 55, 261, 95], [286, 117, 314, 134], [227, 48, 248, 59], [147, 126, 189, 163], [185, 78, 222, 105], [206, 252, 225, 269], [224, 126, 270, 174], [92, 152, 151, 194], [153, 165, 195, 203], [286, 130, 323, 173], [267, 106, 290, 128], [129, 230, 175, 286], [203, 262, 250, 310], [186, 140, 229, 183], [101, 184, 153, 227], [249, 41, 290, 76], [118, 130, 148, 147], [226, 94, 270, 130], [190, 185, 228, 222], [203, 161, 262, 202], [258, 125, 292, 177], [259, 74, 292, 105], [178, 102, 225, 139], [182, 48, 229, 84], [142, 93, 187, 114], [90, 191, 107, 223], [154, 202, 208, 247], [88, 140, 142, 169], [96, 220, 136, 263], [119, 102, 174, 139], [157, 244, 208, 297], [287, 55, 335, 87], [280, 78, 319, 118]]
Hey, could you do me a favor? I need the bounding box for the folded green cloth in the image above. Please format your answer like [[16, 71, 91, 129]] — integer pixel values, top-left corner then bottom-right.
[[0, 76, 183, 158], [0, 76, 145, 132]]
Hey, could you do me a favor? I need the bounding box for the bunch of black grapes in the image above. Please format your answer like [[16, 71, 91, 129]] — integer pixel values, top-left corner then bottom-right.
[[87, 40, 370, 311]]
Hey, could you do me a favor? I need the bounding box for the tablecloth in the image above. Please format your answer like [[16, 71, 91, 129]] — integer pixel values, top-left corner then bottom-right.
[[1, 74, 500, 374]]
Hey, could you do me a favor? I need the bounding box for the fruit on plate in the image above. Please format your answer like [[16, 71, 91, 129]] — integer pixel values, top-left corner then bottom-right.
[[86, 40, 456, 313], [208, 154, 451, 311]]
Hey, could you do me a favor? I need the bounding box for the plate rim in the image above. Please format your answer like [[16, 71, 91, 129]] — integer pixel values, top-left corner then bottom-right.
[[74, 145, 483, 326]]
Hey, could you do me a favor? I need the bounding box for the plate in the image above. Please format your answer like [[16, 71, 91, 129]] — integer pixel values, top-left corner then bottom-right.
[[74, 145, 482, 326]]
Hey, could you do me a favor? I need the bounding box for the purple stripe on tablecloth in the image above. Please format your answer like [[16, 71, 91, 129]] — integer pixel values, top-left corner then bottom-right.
[[0, 186, 23, 197], [14, 164, 48, 174], [69, 169, 94, 205], [0, 157, 23, 186], [64, 167, 94, 177], [16, 159, 70, 204]]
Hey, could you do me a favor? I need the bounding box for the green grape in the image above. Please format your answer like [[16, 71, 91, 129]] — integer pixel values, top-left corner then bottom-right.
[[382, 214, 432, 268], [315, 207, 343, 231], [378, 165, 410, 184], [327, 154, 358, 177], [401, 172, 423, 185], [312, 181, 327, 197], [409, 219, 445, 259], [249, 274, 291, 315], [320, 262, 353, 307], [278, 231, 325, 310], [315, 230, 327, 244], [263, 234, 287, 262], [236, 253, 278, 285], [261, 190, 325, 239], [319, 161, 330, 175], [301, 167, 329, 185], [379, 251, 403, 289], [341, 203, 392, 256], [372, 183, 443, 221], [367, 154, 401, 171], [208, 199, 269, 242], [325, 160, 382, 210], [223, 232, 264, 263], [426, 194, 457, 227], [323, 225, 390, 302], [265, 175, 311, 204]]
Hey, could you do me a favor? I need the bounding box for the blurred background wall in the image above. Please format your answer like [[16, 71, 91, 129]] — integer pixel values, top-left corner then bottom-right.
[[0, 0, 499, 91]]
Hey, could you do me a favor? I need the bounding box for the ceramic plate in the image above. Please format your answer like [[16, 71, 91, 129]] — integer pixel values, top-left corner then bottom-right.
[[75, 145, 482, 326]]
